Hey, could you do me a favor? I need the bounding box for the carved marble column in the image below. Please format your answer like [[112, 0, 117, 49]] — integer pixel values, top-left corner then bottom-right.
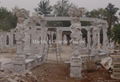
[[9, 32, 14, 48], [13, 8, 30, 73], [57, 29, 62, 44], [91, 26, 99, 56], [23, 28, 31, 54], [92, 27, 98, 49], [70, 17, 83, 78], [97, 26, 101, 49], [56, 29, 62, 56], [16, 30, 24, 55], [68, 6, 85, 78], [3, 33, 7, 48], [102, 24, 108, 50], [63, 35, 67, 45], [40, 18, 48, 60], [0, 33, 2, 48], [86, 28, 91, 49]]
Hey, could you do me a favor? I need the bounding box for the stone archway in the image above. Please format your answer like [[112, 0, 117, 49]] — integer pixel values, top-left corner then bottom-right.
[[47, 28, 57, 44], [62, 31, 71, 45], [81, 28, 87, 46]]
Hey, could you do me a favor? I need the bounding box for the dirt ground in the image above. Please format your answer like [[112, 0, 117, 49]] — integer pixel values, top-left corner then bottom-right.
[[47, 45, 72, 62], [32, 63, 120, 82], [32, 45, 120, 82], [0, 46, 120, 82]]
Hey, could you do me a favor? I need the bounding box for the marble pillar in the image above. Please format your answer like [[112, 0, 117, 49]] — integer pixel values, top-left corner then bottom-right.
[[86, 28, 91, 50], [9, 33, 14, 47], [57, 29, 62, 44], [3, 33, 7, 48], [92, 27, 98, 49], [0, 32, 4, 49], [23, 29, 31, 54], [91, 27, 99, 56], [30, 27, 40, 54], [97, 27, 101, 49], [37, 27, 42, 54], [102, 25, 108, 50], [16, 31, 24, 55], [40, 19, 48, 60], [70, 17, 83, 78], [63, 35, 67, 45], [56, 29, 62, 55]]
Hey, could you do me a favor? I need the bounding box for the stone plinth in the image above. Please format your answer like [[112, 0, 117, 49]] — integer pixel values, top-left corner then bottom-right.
[[13, 55, 26, 73], [70, 56, 82, 78]]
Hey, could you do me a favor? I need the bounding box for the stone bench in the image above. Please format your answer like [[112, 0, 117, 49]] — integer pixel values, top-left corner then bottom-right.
[[12, 54, 44, 73], [36, 55, 42, 65], [0, 58, 13, 72], [25, 59, 34, 70], [25, 54, 43, 70], [13, 56, 26, 73], [26, 54, 43, 66]]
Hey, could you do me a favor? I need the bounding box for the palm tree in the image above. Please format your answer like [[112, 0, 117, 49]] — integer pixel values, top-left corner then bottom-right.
[[35, 0, 52, 16]]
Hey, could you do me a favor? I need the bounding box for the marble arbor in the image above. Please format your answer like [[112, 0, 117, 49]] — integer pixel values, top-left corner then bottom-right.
[[0, 8, 110, 75]]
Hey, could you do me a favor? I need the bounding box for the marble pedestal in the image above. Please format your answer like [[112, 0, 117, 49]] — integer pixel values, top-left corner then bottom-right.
[[13, 55, 26, 73], [70, 56, 82, 78]]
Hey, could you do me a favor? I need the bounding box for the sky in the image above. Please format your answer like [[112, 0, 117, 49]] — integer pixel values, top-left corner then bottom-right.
[[0, 0, 120, 13]]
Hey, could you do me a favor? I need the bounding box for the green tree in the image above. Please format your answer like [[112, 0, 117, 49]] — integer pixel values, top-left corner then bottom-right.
[[35, 0, 52, 16], [53, 0, 73, 16], [111, 24, 120, 47], [0, 7, 17, 31], [105, 3, 119, 38], [86, 3, 119, 40], [86, 8, 106, 19]]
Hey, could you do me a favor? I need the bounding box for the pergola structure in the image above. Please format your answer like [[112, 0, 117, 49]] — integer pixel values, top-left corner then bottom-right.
[[0, 8, 112, 78], [43, 16, 109, 51]]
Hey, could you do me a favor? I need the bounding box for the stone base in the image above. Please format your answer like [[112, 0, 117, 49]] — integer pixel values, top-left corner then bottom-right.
[[70, 56, 82, 78], [70, 66, 82, 78], [13, 55, 26, 73], [90, 49, 99, 56]]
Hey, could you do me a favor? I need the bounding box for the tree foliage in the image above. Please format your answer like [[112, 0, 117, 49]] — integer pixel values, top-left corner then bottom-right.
[[86, 3, 119, 40], [0, 7, 17, 31], [111, 24, 120, 45], [53, 0, 73, 16], [105, 3, 119, 30], [86, 3, 119, 24], [86, 8, 106, 19], [35, 0, 52, 16], [105, 3, 119, 40]]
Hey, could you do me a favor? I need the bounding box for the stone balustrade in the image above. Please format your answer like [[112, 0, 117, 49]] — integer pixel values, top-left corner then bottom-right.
[[111, 55, 120, 79]]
